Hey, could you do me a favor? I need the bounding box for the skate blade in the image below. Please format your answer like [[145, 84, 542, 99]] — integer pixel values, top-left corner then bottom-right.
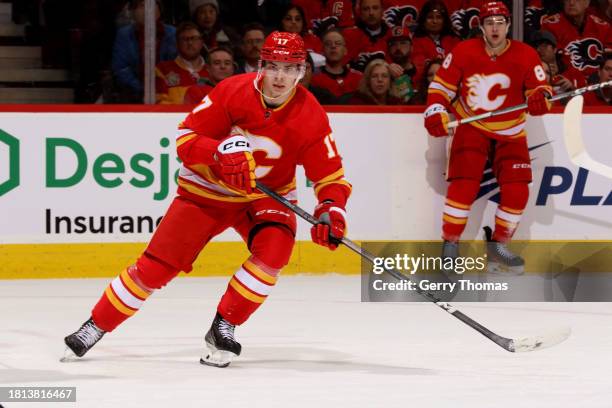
[[487, 262, 525, 276], [59, 347, 79, 363], [200, 344, 236, 368]]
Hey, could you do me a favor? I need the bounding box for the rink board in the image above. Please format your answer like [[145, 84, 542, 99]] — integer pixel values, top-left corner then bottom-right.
[[0, 107, 611, 278]]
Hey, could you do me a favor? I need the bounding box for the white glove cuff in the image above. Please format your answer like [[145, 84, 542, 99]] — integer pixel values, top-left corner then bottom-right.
[[424, 103, 448, 118], [218, 135, 251, 154]]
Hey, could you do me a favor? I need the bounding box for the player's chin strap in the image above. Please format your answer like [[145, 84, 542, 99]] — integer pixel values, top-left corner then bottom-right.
[[252, 62, 306, 104]]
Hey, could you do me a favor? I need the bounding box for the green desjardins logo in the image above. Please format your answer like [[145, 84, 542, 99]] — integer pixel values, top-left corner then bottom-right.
[[0, 129, 19, 197]]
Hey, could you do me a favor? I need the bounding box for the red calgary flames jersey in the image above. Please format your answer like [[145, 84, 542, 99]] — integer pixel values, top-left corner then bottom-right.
[[381, 0, 425, 30], [175, 73, 351, 207], [293, 0, 354, 33], [542, 13, 612, 77], [427, 38, 552, 140]]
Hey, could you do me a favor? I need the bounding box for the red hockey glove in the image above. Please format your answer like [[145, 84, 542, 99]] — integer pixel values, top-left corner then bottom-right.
[[215, 134, 256, 194], [527, 88, 552, 116], [424, 103, 450, 137], [311, 201, 347, 251]]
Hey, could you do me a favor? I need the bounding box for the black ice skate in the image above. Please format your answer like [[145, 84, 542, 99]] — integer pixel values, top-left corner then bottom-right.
[[61, 317, 105, 362], [484, 226, 525, 276], [200, 312, 241, 368]]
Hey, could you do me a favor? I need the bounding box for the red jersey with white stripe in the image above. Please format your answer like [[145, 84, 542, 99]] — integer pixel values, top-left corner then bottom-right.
[[542, 13, 612, 77], [175, 73, 351, 207], [427, 38, 553, 140]]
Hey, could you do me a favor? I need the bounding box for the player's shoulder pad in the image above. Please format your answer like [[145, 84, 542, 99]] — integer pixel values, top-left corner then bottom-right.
[[542, 13, 561, 24]]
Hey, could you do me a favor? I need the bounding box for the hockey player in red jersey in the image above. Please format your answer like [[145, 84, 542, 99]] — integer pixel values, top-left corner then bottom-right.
[[63, 31, 352, 367], [424, 2, 553, 274]]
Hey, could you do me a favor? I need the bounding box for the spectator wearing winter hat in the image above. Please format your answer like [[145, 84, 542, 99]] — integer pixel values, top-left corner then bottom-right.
[[190, 0, 240, 53]]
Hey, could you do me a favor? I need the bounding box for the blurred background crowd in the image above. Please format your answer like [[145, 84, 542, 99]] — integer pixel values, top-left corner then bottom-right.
[[1, 0, 610, 105]]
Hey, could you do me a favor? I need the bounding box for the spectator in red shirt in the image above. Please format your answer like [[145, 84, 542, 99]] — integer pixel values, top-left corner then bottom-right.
[[311, 29, 363, 98], [542, 0, 612, 80], [343, 0, 392, 71], [183, 46, 235, 104], [411, 0, 460, 78], [155, 22, 208, 104], [584, 52, 612, 105], [345, 58, 402, 104], [279, 4, 323, 53]]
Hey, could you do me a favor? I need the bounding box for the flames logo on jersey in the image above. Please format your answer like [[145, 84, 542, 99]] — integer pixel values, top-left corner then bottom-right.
[[312, 16, 340, 36], [466, 73, 510, 111], [451, 7, 480, 39], [565, 38, 603, 71], [350, 51, 386, 72], [383, 6, 418, 30], [524, 6, 547, 30]]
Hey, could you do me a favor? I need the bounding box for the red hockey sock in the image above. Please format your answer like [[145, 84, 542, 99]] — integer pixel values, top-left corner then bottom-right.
[[91, 265, 153, 332], [492, 183, 529, 242], [217, 225, 293, 325], [442, 179, 480, 242], [91, 253, 180, 332]]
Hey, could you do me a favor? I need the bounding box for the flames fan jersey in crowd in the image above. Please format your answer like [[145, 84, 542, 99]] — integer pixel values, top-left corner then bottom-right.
[[175, 73, 351, 207], [427, 38, 552, 140], [292, 0, 354, 34], [381, 0, 425, 30], [343, 23, 392, 71], [450, 0, 485, 39], [541, 13, 612, 77], [155, 58, 209, 104]]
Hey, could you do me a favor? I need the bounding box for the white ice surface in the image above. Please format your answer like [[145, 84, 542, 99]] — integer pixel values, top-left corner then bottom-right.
[[0, 275, 611, 408]]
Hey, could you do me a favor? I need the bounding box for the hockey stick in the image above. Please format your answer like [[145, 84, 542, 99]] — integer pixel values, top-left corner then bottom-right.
[[447, 80, 612, 129], [563, 95, 612, 179], [256, 181, 571, 352]]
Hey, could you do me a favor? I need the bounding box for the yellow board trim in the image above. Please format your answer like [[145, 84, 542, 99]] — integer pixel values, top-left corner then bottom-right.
[[230, 277, 266, 303], [120, 269, 150, 299], [105, 286, 136, 316], [0, 241, 360, 279]]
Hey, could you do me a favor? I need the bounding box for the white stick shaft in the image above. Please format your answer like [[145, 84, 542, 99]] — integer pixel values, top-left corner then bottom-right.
[[447, 80, 612, 129]]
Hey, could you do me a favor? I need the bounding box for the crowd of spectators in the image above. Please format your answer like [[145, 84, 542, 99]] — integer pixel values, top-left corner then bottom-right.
[[11, 0, 612, 105]]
